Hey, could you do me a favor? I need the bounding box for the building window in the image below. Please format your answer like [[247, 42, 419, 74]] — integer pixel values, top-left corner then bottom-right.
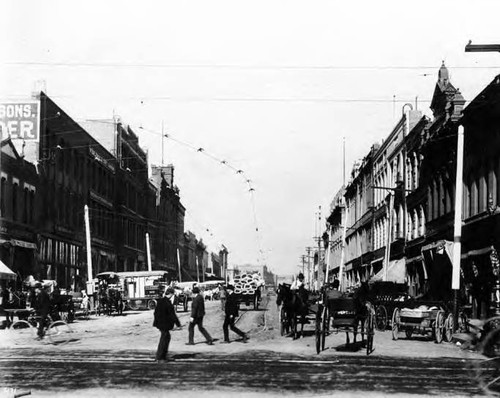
[[419, 206, 426, 236], [12, 183, 18, 221], [23, 187, 29, 223], [471, 179, 479, 216], [479, 168, 487, 213], [0, 177, 6, 216]]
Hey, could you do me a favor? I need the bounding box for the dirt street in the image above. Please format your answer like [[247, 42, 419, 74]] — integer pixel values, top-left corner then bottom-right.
[[0, 289, 482, 361]]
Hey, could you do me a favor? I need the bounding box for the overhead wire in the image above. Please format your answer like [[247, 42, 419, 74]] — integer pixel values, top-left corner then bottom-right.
[[3, 61, 500, 70], [138, 125, 265, 263]]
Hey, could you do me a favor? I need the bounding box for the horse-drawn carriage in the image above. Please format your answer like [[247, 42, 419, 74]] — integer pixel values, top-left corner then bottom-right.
[[276, 283, 320, 340], [366, 281, 410, 331], [95, 274, 124, 316], [315, 283, 375, 355]]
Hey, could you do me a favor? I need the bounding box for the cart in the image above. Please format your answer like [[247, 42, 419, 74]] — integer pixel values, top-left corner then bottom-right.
[[235, 286, 262, 310], [391, 300, 455, 343], [315, 289, 375, 355]]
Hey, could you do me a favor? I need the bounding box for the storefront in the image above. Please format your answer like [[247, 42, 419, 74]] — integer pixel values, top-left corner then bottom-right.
[[38, 235, 82, 291]]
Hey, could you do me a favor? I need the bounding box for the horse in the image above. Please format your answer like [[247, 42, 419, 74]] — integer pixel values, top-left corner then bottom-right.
[[98, 288, 123, 316], [107, 289, 123, 315], [337, 281, 371, 346], [277, 283, 309, 339]]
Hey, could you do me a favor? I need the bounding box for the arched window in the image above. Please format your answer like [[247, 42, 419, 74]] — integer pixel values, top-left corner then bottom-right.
[[413, 210, 419, 239], [29, 190, 35, 224], [23, 187, 29, 223], [433, 178, 440, 219], [471, 179, 479, 216], [413, 154, 419, 189], [479, 166, 487, 213], [407, 212, 412, 241], [419, 206, 426, 236], [428, 183, 434, 221], [12, 183, 18, 221]]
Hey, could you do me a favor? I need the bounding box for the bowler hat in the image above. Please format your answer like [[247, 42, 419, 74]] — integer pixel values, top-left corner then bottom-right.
[[165, 287, 175, 295], [226, 284, 235, 291], [192, 286, 200, 294], [34, 282, 43, 288]]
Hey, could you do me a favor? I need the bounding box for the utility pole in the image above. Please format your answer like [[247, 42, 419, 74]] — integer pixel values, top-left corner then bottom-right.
[[300, 255, 306, 276], [84, 205, 94, 309], [177, 248, 182, 282], [145, 232, 152, 272], [305, 247, 314, 290]]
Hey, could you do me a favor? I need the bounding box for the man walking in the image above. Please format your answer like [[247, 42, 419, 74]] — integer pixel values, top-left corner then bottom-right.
[[222, 284, 248, 343], [33, 282, 51, 339], [187, 286, 213, 345], [153, 286, 181, 362]]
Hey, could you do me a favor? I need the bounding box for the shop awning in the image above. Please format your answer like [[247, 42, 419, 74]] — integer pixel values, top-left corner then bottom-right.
[[0, 260, 16, 280], [371, 258, 406, 283]]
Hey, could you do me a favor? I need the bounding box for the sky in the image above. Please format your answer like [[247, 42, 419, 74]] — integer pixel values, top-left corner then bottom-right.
[[2, 0, 500, 276]]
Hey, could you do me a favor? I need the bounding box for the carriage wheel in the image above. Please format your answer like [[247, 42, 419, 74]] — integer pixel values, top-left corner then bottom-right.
[[375, 305, 388, 331], [444, 313, 454, 342], [392, 308, 400, 340], [315, 308, 322, 354], [128, 300, 140, 311], [475, 327, 500, 396], [405, 327, 414, 339], [147, 300, 157, 310], [434, 310, 445, 344], [280, 307, 288, 336], [321, 306, 328, 351], [365, 310, 375, 355], [47, 320, 72, 345], [8, 320, 36, 344]]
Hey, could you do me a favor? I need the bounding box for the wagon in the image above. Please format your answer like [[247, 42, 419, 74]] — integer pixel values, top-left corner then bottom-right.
[[315, 288, 375, 355], [366, 281, 410, 331], [391, 301, 454, 343], [235, 286, 262, 310]]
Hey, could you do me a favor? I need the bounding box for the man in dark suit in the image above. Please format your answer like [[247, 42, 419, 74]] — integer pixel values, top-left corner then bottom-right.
[[153, 286, 181, 362], [222, 285, 248, 343], [33, 282, 51, 339], [187, 286, 213, 345]]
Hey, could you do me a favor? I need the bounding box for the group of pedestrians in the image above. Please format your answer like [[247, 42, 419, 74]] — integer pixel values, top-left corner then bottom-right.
[[153, 283, 249, 362]]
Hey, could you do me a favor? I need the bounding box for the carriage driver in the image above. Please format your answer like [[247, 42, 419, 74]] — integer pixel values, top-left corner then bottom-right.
[[291, 273, 306, 291]]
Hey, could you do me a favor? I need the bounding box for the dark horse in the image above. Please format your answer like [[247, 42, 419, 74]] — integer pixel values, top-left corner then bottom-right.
[[97, 288, 123, 316], [338, 281, 371, 346], [277, 283, 309, 339]]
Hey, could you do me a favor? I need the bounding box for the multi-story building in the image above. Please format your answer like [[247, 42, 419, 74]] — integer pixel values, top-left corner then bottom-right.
[[38, 92, 117, 289], [0, 138, 38, 281], [325, 186, 345, 281], [150, 164, 186, 276], [343, 147, 376, 287]]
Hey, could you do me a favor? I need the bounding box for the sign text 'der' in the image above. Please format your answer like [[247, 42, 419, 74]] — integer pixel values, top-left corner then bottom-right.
[[0, 102, 39, 140]]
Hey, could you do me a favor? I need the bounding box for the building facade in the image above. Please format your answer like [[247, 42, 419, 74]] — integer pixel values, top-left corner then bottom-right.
[[0, 138, 38, 282]]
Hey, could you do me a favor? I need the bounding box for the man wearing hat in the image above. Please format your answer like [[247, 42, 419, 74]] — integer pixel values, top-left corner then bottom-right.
[[222, 284, 248, 343], [33, 282, 51, 339], [153, 286, 181, 362], [187, 286, 213, 346]]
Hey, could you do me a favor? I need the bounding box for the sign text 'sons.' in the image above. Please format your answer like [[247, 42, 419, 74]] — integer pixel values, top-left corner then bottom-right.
[[0, 102, 40, 140]]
